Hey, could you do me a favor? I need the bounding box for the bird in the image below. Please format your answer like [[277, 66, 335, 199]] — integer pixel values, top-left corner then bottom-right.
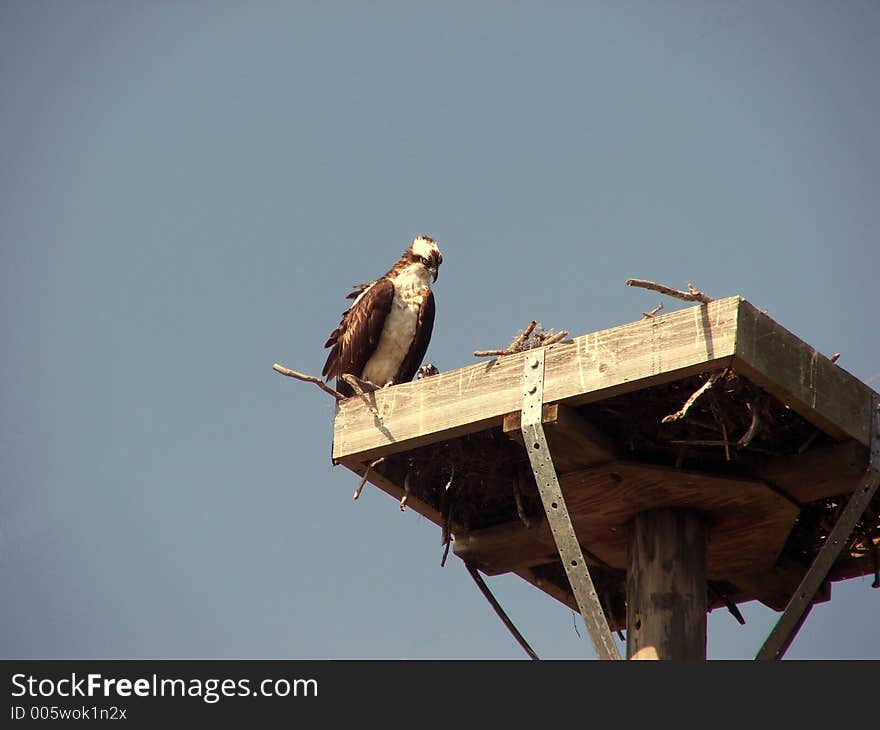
[[322, 236, 443, 396]]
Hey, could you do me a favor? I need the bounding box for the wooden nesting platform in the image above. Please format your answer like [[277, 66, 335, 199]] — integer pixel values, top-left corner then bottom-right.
[[331, 297, 879, 627]]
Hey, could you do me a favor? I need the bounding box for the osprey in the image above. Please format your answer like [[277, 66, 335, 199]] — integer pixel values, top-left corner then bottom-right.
[[322, 236, 443, 396]]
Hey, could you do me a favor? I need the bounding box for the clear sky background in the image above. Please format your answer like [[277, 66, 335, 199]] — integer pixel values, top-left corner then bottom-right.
[[2, 1, 878, 660]]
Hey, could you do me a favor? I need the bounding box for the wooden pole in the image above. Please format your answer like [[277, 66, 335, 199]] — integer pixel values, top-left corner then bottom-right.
[[626, 508, 707, 660]]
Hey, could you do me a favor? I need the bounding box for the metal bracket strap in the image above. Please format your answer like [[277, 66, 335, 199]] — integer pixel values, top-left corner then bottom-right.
[[521, 349, 621, 661], [756, 392, 880, 660]]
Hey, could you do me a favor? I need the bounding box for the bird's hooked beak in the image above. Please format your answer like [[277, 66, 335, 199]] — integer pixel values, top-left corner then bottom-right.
[[429, 265, 438, 283]]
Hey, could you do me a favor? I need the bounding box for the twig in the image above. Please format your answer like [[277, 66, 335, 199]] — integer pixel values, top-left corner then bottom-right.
[[872, 544, 879, 589], [352, 457, 384, 500], [626, 278, 713, 304], [473, 347, 511, 357], [399, 471, 411, 511], [797, 429, 821, 454], [710, 397, 732, 462], [661, 372, 722, 423], [669, 439, 735, 447], [508, 321, 538, 352], [642, 303, 664, 319], [474, 320, 568, 358], [709, 582, 746, 625], [465, 564, 540, 660], [512, 467, 532, 529], [441, 534, 452, 568], [736, 398, 763, 448], [538, 330, 569, 346], [440, 464, 455, 566], [273, 363, 342, 400], [829, 353, 841, 364]]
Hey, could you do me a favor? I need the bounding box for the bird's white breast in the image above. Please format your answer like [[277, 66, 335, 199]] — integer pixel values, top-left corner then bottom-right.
[[361, 265, 431, 387]]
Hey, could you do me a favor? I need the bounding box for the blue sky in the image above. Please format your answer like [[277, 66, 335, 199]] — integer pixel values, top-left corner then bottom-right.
[[2, 0, 878, 659]]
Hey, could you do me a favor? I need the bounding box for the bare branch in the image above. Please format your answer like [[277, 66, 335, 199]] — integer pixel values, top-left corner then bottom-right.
[[661, 372, 722, 423], [508, 321, 538, 352], [399, 470, 411, 512], [465, 564, 540, 660], [273, 363, 342, 400], [512, 468, 532, 529], [626, 278, 713, 304], [736, 398, 763, 448], [642, 303, 664, 319], [474, 320, 568, 358], [538, 329, 569, 346], [352, 457, 384, 501]]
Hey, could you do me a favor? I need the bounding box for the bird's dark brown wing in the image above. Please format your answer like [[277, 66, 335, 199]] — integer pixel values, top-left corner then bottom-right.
[[395, 290, 435, 385], [322, 278, 395, 393]]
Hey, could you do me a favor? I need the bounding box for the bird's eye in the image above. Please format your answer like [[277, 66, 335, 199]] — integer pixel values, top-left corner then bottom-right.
[[419, 256, 430, 265]]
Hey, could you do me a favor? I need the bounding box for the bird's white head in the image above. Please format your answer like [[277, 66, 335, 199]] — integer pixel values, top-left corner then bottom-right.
[[405, 235, 443, 282]]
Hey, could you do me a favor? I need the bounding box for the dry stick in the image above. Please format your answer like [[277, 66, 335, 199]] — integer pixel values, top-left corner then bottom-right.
[[710, 398, 732, 462], [399, 471, 411, 511], [538, 330, 569, 346], [511, 468, 532, 529], [440, 472, 455, 568], [626, 278, 713, 304], [642, 303, 664, 319], [661, 372, 722, 423], [798, 429, 821, 454], [465, 563, 540, 660], [352, 457, 384, 501], [669, 439, 735, 447], [440, 464, 456, 566], [872, 545, 879, 589], [473, 347, 511, 357], [708, 581, 746, 625], [272, 363, 342, 400], [829, 353, 841, 364], [736, 398, 763, 448], [508, 320, 538, 352], [474, 320, 538, 357]]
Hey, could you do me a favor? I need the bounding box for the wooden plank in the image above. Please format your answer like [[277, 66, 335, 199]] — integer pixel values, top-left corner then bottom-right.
[[558, 461, 799, 579], [758, 440, 868, 504], [728, 557, 830, 612], [733, 300, 874, 447], [452, 518, 559, 575], [514, 567, 579, 614], [333, 296, 742, 463], [502, 403, 616, 473]]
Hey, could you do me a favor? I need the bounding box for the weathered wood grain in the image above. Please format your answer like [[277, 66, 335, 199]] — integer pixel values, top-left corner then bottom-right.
[[758, 440, 868, 504], [733, 301, 873, 446], [626, 509, 707, 660], [502, 403, 616, 473], [333, 296, 742, 463], [558, 461, 799, 579]]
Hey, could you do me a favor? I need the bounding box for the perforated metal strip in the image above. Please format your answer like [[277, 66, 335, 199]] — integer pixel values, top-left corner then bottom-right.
[[756, 392, 880, 660], [521, 349, 620, 661]]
